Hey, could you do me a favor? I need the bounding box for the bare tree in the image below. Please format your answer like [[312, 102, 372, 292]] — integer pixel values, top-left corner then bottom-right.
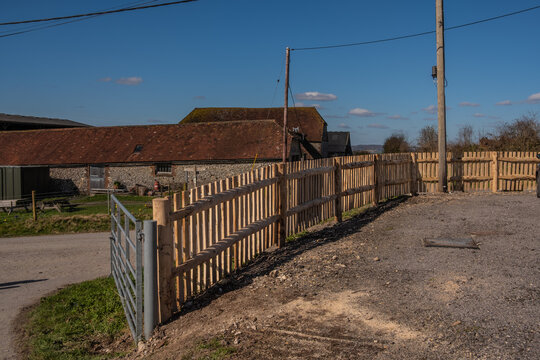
[[417, 125, 438, 152], [479, 113, 540, 151]]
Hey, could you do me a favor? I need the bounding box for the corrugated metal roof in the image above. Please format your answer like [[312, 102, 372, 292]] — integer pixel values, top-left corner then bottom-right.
[[180, 107, 326, 143], [0, 113, 89, 128], [0, 120, 290, 166]]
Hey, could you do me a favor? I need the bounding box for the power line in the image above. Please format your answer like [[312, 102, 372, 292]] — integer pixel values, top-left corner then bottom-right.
[[292, 4, 540, 51], [0, 0, 161, 38], [0, 0, 198, 27]]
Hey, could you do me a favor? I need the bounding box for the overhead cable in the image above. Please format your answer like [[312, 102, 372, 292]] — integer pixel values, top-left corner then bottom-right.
[[292, 4, 540, 51], [0, 0, 198, 26]]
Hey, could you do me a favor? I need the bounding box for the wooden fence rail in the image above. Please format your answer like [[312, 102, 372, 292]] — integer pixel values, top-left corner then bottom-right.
[[153, 151, 539, 322]]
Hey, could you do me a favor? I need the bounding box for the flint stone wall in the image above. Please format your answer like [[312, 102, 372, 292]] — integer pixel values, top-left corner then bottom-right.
[[50, 162, 276, 194]]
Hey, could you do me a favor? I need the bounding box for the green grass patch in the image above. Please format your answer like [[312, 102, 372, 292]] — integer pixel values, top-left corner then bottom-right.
[[286, 230, 308, 243], [181, 337, 236, 360], [342, 203, 373, 220], [0, 200, 152, 237], [23, 277, 130, 360]]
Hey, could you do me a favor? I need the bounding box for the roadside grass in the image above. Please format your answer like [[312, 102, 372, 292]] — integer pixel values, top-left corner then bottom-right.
[[22, 277, 130, 360], [0, 196, 153, 237]]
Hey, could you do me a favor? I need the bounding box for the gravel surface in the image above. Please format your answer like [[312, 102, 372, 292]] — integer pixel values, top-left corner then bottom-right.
[[0, 232, 110, 360], [131, 193, 539, 360]]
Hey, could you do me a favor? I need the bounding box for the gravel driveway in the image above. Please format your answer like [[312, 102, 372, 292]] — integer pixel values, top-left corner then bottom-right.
[[0, 232, 111, 360], [133, 193, 539, 360]]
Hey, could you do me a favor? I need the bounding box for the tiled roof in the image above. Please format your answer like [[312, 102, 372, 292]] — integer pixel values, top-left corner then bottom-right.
[[0, 120, 289, 166], [0, 113, 89, 128], [180, 107, 326, 143]]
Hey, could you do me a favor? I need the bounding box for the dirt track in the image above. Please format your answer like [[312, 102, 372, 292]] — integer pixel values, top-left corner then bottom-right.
[[131, 192, 539, 359], [0, 232, 110, 360]]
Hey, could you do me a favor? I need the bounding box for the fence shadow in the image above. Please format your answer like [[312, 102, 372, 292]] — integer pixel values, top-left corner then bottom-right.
[[171, 195, 410, 321]]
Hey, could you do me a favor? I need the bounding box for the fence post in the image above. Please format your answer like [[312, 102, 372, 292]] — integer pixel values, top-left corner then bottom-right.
[[143, 220, 158, 340], [153, 197, 175, 323], [410, 153, 418, 196], [31, 190, 37, 221], [277, 163, 287, 247], [492, 151, 499, 193], [333, 158, 342, 222], [372, 155, 379, 205]]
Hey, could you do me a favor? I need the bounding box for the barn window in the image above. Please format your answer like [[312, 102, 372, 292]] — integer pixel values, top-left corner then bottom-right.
[[155, 163, 172, 175]]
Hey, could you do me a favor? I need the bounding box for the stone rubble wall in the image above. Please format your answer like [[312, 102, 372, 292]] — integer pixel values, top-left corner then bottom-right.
[[49, 162, 276, 194]]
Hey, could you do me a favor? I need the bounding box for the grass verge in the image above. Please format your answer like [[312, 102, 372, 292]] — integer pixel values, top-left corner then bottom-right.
[[0, 195, 152, 237], [20, 277, 131, 360]]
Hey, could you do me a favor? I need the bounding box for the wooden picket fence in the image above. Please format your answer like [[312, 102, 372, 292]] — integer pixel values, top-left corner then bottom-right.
[[152, 151, 539, 322], [416, 151, 539, 192]]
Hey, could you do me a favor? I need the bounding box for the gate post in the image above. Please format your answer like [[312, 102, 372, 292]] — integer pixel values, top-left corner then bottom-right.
[[143, 220, 158, 339], [153, 198, 175, 323]]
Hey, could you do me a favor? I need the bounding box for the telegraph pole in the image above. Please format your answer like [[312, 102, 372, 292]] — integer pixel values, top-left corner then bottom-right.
[[436, 0, 447, 192], [282, 47, 290, 163]]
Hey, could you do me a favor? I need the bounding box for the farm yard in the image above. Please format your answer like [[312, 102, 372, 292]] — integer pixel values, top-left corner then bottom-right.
[[129, 192, 539, 360], [0, 194, 153, 237]]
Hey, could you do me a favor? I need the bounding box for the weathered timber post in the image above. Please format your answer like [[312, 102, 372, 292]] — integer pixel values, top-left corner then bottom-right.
[[410, 153, 418, 196], [232, 176, 239, 269], [372, 155, 379, 205], [492, 152, 499, 193], [277, 163, 287, 247], [31, 190, 37, 221], [143, 220, 158, 340], [153, 197, 175, 323], [333, 158, 342, 222], [173, 193, 182, 308]]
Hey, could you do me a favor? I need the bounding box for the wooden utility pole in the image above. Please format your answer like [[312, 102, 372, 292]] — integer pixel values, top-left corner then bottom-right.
[[436, 0, 447, 192], [282, 47, 290, 163]]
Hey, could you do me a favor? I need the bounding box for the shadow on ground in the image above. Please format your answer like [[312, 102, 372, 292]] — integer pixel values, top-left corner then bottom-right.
[[171, 196, 409, 321]]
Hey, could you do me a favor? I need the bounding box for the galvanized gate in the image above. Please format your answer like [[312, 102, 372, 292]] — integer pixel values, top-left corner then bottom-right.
[[110, 195, 157, 342]]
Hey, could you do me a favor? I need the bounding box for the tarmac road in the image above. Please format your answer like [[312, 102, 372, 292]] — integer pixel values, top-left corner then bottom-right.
[[0, 232, 111, 360]]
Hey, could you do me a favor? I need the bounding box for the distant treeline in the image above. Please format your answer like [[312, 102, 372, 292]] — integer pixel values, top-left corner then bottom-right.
[[382, 113, 540, 154]]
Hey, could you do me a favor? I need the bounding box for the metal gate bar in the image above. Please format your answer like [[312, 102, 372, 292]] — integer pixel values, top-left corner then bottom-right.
[[110, 194, 143, 342]]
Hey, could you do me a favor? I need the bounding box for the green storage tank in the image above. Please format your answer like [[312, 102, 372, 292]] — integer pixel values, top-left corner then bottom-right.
[[0, 166, 51, 200]]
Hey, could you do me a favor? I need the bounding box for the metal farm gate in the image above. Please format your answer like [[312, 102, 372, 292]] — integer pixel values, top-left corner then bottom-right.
[[110, 194, 158, 342]]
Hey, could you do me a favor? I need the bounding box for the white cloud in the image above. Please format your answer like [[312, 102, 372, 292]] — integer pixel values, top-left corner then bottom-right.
[[295, 91, 337, 101], [338, 123, 351, 129], [524, 92, 540, 104], [99, 77, 112, 82], [459, 101, 480, 107], [386, 114, 409, 120], [116, 77, 143, 85], [293, 102, 322, 109], [473, 113, 485, 118], [496, 100, 512, 106], [325, 114, 349, 119], [348, 108, 377, 117], [422, 105, 437, 114], [367, 123, 389, 129]]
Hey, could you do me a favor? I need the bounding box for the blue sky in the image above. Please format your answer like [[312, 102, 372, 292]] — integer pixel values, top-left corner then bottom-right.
[[0, 0, 539, 145]]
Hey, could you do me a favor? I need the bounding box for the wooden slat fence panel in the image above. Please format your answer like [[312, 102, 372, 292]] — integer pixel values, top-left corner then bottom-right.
[[156, 150, 539, 321]]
